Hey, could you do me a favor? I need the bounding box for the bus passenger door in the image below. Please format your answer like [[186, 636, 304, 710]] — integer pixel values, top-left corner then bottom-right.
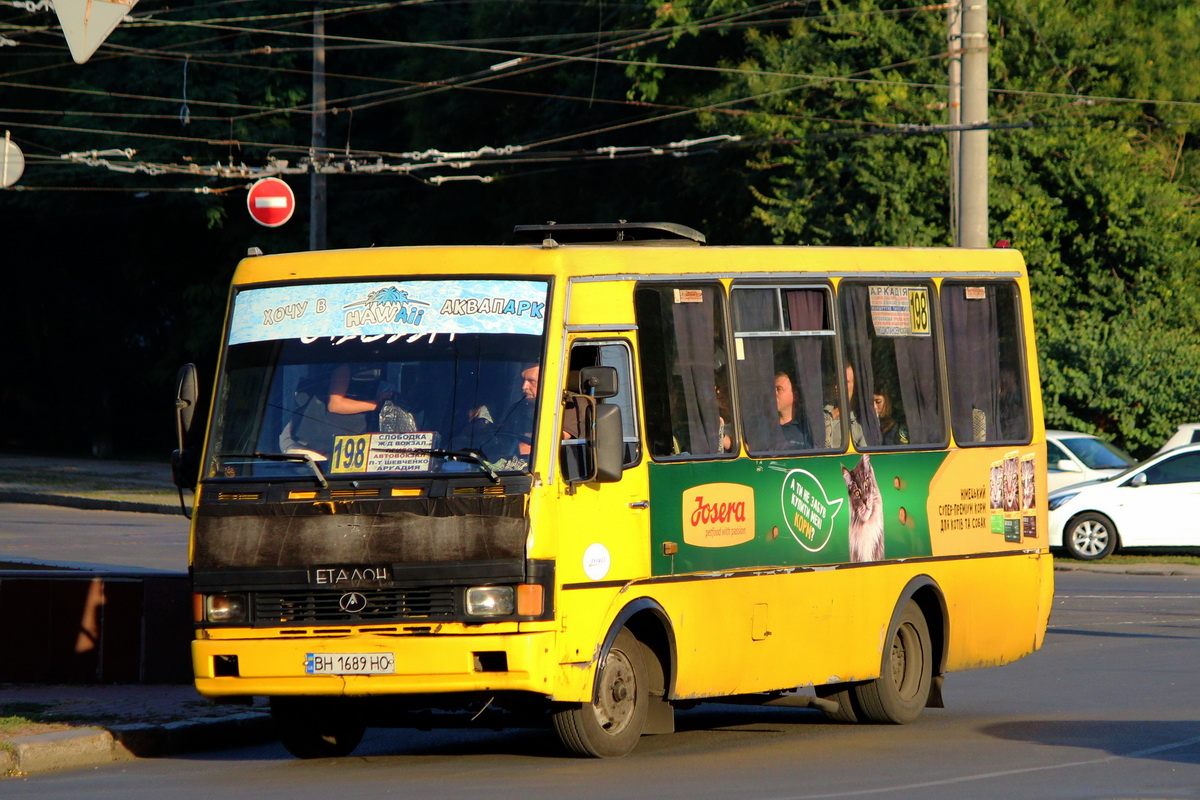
[[558, 338, 651, 587]]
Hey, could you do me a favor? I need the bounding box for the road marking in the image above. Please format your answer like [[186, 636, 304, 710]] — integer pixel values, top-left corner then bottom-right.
[[770, 734, 1200, 799], [1057, 595, 1199, 599]]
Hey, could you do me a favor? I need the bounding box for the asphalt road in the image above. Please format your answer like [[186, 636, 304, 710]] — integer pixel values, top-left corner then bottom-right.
[[0, 503, 189, 572], [5, 569, 1199, 799]]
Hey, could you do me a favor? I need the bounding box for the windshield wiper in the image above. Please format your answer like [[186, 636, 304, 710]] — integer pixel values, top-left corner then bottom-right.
[[373, 446, 502, 483], [224, 452, 329, 488]]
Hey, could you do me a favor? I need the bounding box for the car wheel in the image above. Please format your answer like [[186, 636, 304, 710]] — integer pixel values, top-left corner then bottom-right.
[[1064, 512, 1118, 560]]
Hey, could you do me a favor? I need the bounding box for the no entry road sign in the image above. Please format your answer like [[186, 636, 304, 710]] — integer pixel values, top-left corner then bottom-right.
[[247, 177, 296, 227]]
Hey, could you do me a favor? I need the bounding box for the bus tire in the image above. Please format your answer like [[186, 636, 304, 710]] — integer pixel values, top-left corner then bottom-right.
[[853, 602, 932, 724], [270, 697, 365, 759], [815, 683, 861, 723], [552, 627, 649, 757], [1064, 512, 1118, 560]]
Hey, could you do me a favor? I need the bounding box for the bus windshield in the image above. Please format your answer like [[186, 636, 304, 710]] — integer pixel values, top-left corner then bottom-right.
[[206, 278, 549, 481]]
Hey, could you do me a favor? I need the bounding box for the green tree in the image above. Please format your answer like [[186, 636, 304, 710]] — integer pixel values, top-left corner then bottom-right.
[[627, 0, 1200, 454]]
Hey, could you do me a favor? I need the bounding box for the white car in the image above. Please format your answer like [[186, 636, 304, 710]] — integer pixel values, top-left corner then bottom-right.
[[1046, 429, 1135, 492], [1048, 443, 1200, 560], [1157, 423, 1200, 454]]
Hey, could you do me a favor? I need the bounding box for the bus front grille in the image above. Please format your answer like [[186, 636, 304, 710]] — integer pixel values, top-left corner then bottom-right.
[[253, 587, 457, 624]]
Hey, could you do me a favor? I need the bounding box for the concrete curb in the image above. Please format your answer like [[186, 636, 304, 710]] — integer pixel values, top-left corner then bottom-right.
[[0, 489, 179, 516], [1053, 561, 1200, 576], [1, 712, 274, 777]]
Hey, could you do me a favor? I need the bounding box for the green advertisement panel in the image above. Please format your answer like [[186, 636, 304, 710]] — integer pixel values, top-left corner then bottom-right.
[[649, 451, 948, 575]]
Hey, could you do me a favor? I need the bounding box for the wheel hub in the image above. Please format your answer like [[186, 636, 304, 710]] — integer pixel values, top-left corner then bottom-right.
[[594, 649, 637, 733]]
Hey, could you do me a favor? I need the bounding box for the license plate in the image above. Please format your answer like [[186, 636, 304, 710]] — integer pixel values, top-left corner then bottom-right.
[[305, 652, 396, 675]]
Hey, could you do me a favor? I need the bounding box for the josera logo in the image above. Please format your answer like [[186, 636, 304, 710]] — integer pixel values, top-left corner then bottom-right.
[[682, 483, 756, 548]]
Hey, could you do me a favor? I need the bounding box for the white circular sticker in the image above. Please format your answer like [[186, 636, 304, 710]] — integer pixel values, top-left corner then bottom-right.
[[582, 543, 611, 581]]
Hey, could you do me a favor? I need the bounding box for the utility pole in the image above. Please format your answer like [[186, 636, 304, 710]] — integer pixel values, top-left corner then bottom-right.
[[957, 0, 988, 248], [310, 5, 328, 251], [947, 0, 961, 242]]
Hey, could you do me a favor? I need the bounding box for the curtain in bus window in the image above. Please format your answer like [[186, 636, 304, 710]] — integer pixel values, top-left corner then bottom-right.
[[839, 288, 882, 447], [673, 289, 725, 455], [894, 335, 943, 443], [785, 289, 829, 448], [635, 285, 728, 457], [733, 290, 788, 453]]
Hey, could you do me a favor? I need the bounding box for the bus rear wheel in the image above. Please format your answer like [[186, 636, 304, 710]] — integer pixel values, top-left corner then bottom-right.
[[552, 627, 648, 757], [853, 602, 932, 724], [270, 697, 366, 759]]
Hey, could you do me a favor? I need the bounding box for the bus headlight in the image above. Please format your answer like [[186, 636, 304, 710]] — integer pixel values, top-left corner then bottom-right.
[[465, 586, 515, 617], [205, 593, 248, 623]]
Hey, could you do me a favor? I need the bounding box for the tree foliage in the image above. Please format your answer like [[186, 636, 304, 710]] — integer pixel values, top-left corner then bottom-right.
[[627, 0, 1200, 455], [1, 0, 1198, 456]]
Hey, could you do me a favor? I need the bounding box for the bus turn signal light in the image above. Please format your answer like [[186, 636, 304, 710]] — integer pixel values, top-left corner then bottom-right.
[[517, 584, 544, 616]]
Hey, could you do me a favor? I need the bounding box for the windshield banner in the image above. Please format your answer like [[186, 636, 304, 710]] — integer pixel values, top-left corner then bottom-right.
[[229, 280, 548, 345]]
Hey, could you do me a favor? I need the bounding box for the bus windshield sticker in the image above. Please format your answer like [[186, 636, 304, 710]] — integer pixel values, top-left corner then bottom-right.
[[329, 432, 436, 474], [780, 469, 844, 552], [228, 279, 548, 345], [867, 286, 931, 337]]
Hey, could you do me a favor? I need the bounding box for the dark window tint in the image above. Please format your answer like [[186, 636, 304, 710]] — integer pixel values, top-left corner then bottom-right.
[[941, 281, 1030, 445], [634, 284, 735, 458], [1142, 452, 1200, 485]]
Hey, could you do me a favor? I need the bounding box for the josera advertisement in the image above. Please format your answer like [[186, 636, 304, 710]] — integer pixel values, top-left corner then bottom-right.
[[648, 447, 1042, 576]]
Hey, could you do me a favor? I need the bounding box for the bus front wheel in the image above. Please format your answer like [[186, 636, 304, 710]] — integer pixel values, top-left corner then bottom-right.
[[853, 602, 932, 724], [270, 697, 366, 759], [552, 627, 649, 757]]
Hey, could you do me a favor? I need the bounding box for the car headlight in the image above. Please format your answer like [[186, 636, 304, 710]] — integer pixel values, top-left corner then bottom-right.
[[204, 593, 247, 623], [465, 586, 515, 617], [1047, 492, 1080, 511]]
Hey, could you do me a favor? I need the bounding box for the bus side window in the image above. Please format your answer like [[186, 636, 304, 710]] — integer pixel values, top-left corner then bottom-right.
[[634, 284, 735, 459], [839, 282, 945, 448], [941, 281, 1030, 445], [731, 285, 837, 456]]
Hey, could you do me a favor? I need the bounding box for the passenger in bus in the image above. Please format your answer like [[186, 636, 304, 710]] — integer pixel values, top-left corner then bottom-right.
[[286, 364, 412, 458], [774, 372, 812, 448], [873, 389, 909, 445], [824, 365, 865, 448], [716, 380, 734, 453]]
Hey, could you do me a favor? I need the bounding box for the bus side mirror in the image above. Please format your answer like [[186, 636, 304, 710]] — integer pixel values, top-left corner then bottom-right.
[[572, 365, 618, 399], [561, 400, 624, 486], [172, 363, 200, 491], [592, 403, 623, 483]]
